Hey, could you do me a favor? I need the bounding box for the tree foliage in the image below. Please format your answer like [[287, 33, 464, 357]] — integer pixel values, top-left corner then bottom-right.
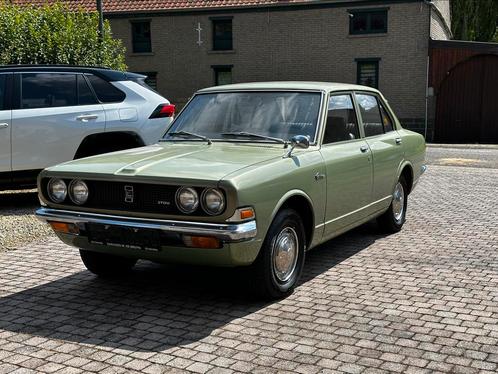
[[451, 0, 498, 42], [0, 2, 126, 70]]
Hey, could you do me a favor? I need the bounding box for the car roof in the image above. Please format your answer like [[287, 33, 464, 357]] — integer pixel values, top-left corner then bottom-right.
[[0, 65, 145, 82], [197, 81, 380, 94]]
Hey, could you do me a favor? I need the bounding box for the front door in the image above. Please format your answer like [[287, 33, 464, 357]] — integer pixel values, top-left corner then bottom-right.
[[11, 72, 105, 171], [319, 93, 373, 240], [0, 73, 12, 173], [355, 93, 404, 205]]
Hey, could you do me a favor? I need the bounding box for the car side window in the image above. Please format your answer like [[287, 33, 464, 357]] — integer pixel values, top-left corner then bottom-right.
[[379, 101, 394, 132], [87, 74, 125, 103], [323, 94, 360, 144], [0, 74, 6, 111], [21, 73, 77, 109], [355, 93, 384, 137], [78, 75, 98, 105]]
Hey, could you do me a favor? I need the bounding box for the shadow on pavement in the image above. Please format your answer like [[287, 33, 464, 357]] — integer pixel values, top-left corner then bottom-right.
[[0, 191, 39, 209], [0, 221, 384, 352]]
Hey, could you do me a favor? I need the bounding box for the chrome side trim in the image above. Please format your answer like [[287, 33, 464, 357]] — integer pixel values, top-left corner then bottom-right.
[[315, 196, 392, 229], [36, 208, 257, 242]]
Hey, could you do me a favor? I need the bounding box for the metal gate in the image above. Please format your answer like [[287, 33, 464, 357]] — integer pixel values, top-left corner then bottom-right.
[[435, 54, 498, 144]]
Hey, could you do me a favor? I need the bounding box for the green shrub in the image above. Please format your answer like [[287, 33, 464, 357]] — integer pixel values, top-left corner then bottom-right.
[[0, 2, 126, 70]]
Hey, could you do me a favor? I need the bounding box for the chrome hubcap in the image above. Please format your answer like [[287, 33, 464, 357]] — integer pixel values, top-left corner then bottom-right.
[[271, 227, 299, 283], [392, 182, 405, 224]]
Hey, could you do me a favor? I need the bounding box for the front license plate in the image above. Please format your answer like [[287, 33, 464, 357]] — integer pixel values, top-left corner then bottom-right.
[[86, 223, 161, 252]]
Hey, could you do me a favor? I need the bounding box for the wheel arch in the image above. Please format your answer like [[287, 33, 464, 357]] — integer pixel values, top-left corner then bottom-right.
[[397, 161, 414, 194], [74, 131, 145, 159], [269, 190, 315, 250]]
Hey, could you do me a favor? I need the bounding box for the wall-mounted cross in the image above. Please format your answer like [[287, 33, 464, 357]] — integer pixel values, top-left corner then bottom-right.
[[195, 23, 203, 46]]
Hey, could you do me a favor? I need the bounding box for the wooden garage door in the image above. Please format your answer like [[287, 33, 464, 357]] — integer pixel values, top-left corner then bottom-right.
[[435, 54, 498, 144]]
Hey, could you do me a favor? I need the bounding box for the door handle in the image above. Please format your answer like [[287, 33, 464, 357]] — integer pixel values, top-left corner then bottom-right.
[[360, 145, 369, 153], [395, 137, 402, 145], [0, 123, 9, 129], [76, 114, 98, 122]]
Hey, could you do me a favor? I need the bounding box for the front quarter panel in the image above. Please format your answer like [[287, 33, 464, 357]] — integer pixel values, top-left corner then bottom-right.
[[220, 149, 326, 257]]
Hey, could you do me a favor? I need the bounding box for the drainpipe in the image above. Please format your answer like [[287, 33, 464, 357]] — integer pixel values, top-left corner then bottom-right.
[[423, 0, 432, 141]]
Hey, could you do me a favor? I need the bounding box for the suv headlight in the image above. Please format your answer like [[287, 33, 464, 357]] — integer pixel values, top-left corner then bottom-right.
[[176, 187, 199, 214], [201, 188, 225, 215], [47, 178, 67, 203], [69, 180, 89, 205]]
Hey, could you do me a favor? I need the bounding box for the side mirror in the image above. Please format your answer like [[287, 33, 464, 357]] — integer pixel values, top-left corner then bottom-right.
[[284, 135, 310, 158]]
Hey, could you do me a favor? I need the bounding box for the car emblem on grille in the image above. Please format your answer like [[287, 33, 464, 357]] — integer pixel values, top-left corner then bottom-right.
[[124, 185, 134, 203]]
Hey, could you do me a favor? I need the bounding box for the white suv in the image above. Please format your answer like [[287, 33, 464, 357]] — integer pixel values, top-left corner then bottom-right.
[[0, 65, 174, 190]]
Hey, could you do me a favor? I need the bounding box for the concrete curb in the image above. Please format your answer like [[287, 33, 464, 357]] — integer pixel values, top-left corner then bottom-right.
[[427, 143, 498, 150]]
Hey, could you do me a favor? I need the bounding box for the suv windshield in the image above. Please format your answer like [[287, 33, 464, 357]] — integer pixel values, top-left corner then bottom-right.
[[164, 91, 322, 143]]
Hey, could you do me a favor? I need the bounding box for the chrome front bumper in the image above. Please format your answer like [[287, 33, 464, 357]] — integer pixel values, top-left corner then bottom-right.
[[35, 208, 257, 242]]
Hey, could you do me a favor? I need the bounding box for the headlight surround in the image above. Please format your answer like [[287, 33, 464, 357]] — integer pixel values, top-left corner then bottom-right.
[[175, 187, 199, 214], [201, 188, 225, 215], [47, 178, 67, 203], [69, 179, 89, 205]]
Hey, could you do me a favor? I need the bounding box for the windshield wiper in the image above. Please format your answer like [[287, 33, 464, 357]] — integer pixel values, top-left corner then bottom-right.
[[221, 132, 286, 145], [166, 131, 212, 145]]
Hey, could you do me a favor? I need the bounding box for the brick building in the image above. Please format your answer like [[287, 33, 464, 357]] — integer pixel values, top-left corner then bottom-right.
[[17, 0, 453, 140]]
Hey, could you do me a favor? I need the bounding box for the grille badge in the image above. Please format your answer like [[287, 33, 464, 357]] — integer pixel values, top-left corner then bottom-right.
[[124, 185, 134, 203]]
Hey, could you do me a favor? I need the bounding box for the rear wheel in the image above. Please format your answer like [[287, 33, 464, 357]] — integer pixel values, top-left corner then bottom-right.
[[79, 249, 137, 277], [377, 175, 408, 233], [248, 209, 305, 299]]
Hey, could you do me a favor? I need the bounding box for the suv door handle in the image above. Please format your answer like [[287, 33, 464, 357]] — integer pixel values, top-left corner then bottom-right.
[[395, 137, 402, 145], [360, 145, 369, 153], [76, 114, 98, 122], [0, 123, 8, 129]]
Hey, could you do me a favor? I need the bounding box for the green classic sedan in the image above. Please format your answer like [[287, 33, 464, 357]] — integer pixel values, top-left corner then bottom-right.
[[36, 82, 426, 299]]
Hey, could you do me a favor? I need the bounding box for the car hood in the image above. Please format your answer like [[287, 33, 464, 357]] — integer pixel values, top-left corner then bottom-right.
[[46, 142, 286, 182]]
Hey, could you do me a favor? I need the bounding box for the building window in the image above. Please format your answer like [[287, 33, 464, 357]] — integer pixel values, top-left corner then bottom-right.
[[356, 58, 380, 88], [212, 65, 232, 86], [212, 18, 233, 51], [131, 21, 152, 53], [349, 9, 388, 35]]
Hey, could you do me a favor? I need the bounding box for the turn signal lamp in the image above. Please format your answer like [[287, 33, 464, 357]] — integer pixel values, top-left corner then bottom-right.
[[49, 221, 80, 235], [183, 235, 221, 249]]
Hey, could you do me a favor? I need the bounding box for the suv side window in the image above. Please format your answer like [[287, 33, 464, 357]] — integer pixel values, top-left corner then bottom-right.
[[78, 75, 98, 105], [21, 73, 77, 109], [355, 93, 384, 137], [379, 100, 394, 132], [323, 94, 360, 144], [87, 75, 125, 103], [0, 74, 6, 110]]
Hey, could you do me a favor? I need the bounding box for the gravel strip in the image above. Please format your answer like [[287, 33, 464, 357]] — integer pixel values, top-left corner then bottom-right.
[[0, 189, 54, 251]]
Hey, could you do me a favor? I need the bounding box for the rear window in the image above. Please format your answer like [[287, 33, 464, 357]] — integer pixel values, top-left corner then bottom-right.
[[21, 73, 77, 109], [87, 74, 125, 103]]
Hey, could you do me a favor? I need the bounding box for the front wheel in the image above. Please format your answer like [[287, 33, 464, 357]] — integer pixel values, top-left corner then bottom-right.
[[79, 249, 137, 277], [248, 208, 305, 299], [377, 175, 408, 233]]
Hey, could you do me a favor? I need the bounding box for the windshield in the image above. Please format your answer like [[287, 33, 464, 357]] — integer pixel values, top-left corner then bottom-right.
[[164, 91, 322, 143]]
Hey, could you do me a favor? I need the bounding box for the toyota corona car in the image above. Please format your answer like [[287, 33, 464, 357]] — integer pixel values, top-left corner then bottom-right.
[[36, 82, 426, 299]]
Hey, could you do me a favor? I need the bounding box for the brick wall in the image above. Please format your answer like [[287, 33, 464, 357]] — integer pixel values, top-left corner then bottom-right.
[[109, 2, 431, 132]]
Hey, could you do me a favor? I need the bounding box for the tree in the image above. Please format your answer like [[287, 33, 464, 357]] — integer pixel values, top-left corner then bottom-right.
[[0, 2, 126, 70], [450, 0, 498, 42]]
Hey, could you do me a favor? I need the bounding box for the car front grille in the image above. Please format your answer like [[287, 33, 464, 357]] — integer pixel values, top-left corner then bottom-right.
[[42, 179, 208, 216]]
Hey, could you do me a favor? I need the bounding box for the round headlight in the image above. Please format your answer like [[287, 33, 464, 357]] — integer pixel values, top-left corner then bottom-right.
[[176, 187, 199, 214], [201, 188, 225, 215], [69, 180, 89, 205], [47, 178, 67, 203]]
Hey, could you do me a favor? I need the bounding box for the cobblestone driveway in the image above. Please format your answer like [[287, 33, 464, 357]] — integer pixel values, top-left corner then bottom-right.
[[1, 163, 498, 373]]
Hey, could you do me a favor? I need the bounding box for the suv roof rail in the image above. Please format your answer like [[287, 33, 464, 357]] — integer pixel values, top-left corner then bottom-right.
[[0, 64, 112, 70], [0, 64, 142, 82]]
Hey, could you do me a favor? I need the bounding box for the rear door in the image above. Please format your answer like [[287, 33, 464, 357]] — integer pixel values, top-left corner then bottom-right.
[[354, 92, 404, 205], [319, 93, 373, 239], [0, 73, 12, 173], [11, 72, 105, 171]]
